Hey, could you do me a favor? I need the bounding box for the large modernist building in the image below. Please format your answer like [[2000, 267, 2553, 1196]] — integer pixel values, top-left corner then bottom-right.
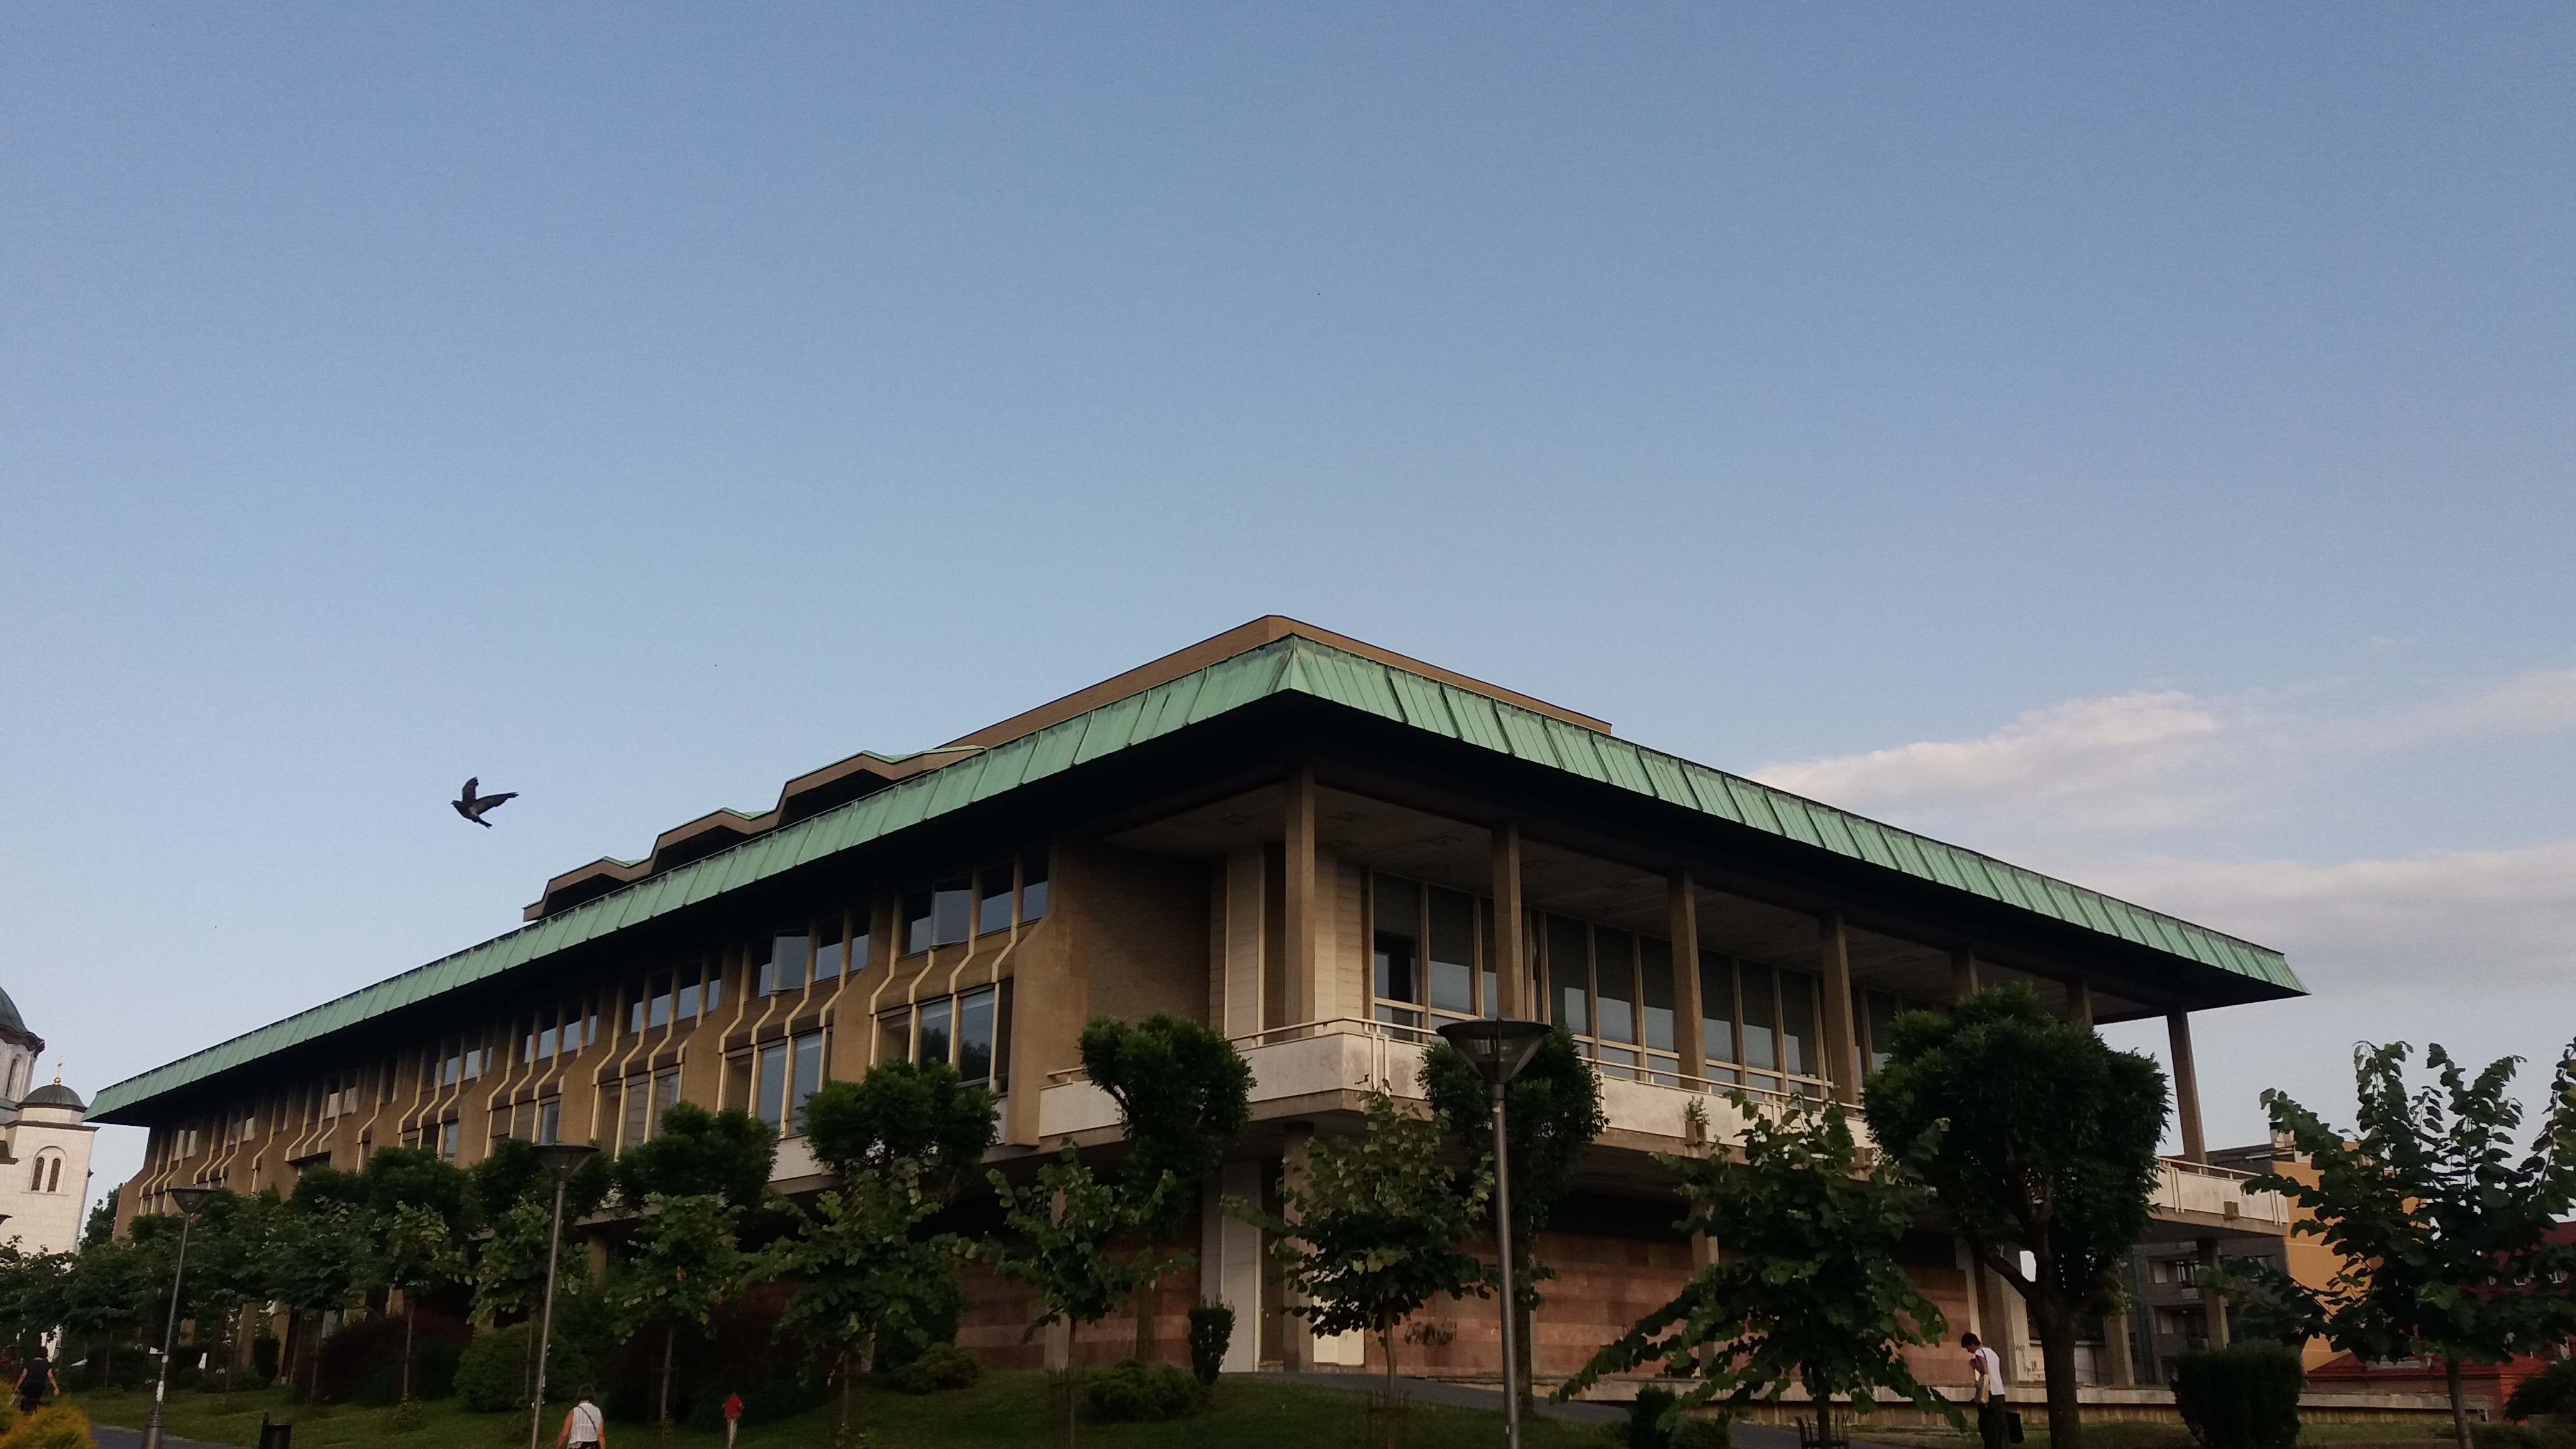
[[95, 619, 2303, 1388]]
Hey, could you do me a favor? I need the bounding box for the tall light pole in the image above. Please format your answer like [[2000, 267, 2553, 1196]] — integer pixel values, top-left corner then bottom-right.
[[527, 1143, 598, 1449], [1438, 1018, 1552, 1449], [143, 1184, 217, 1449]]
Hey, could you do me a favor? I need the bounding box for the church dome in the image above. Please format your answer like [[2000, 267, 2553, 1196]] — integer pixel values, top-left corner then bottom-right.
[[0, 988, 23, 1038], [21, 1081, 81, 1112]]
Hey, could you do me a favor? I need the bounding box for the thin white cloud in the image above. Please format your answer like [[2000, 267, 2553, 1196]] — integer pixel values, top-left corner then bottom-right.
[[2082, 841, 2576, 1002], [2356, 666, 2576, 749]]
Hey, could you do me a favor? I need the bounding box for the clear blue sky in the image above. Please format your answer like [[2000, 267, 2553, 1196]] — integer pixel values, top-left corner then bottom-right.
[[6, 6, 2570, 1215]]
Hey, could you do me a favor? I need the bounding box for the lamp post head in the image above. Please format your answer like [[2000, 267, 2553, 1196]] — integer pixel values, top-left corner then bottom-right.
[[167, 1184, 217, 1219], [1437, 1018, 1552, 1087], [530, 1143, 598, 1184]]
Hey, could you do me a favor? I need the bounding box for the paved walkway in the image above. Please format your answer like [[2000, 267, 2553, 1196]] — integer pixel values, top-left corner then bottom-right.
[[92, 1427, 233, 1449], [1264, 1370, 1908, 1449]]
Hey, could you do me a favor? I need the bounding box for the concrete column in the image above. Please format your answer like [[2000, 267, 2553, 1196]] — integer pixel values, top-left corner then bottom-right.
[[1670, 873, 1704, 1083], [2198, 1238, 2231, 1349], [1951, 948, 1981, 1003], [2168, 1012, 2207, 1164], [1284, 769, 1319, 1029], [1491, 822, 1528, 1018], [2068, 979, 2094, 1027], [1818, 912, 1860, 1105], [1280, 1125, 1315, 1370], [2104, 1302, 2137, 1386], [1220, 849, 1266, 1038], [1208, 1160, 1264, 1373]]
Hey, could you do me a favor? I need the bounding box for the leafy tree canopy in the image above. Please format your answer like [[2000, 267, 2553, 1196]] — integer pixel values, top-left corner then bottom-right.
[[2218, 1040, 2576, 1449], [471, 1135, 612, 1223], [1421, 1027, 1604, 1247], [978, 1144, 1177, 1339], [1861, 983, 2167, 1449], [1079, 1013, 1252, 1235], [354, 1146, 477, 1234], [801, 1059, 997, 1199], [1562, 1099, 1954, 1445], [770, 1159, 970, 1445], [610, 1102, 776, 1212]]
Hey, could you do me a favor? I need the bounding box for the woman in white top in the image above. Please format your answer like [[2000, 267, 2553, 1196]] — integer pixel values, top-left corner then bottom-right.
[[1962, 1333, 2008, 1449], [556, 1386, 609, 1449]]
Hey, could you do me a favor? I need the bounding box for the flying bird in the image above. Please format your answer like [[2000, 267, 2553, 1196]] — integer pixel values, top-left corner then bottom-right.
[[453, 778, 517, 827]]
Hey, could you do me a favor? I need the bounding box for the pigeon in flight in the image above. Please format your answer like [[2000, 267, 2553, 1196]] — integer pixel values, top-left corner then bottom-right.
[[453, 778, 517, 827]]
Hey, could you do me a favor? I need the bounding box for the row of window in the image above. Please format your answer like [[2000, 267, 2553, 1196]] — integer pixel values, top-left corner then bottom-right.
[[1368, 872, 1931, 1097], [25, 1153, 65, 1194]]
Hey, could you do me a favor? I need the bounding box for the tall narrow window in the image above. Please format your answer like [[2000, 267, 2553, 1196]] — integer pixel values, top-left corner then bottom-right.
[[1778, 969, 1820, 1092], [1427, 886, 1476, 1018], [439, 1120, 461, 1162], [957, 987, 998, 1087], [756, 1042, 789, 1128], [1019, 852, 1050, 921], [1639, 937, 1678, 1085], [790, 1032, 825, 1133], [977, 864, 1014, 935], [654, 1067, 681, 1121], [677, 971, 701, 1021], [753, 934, 779, 997], [648, 975, 673, 1030], [1699, 952, 1740, 1085], [932, 877, 972, 947], [1594, 927, 1639, 1076], [814, 918, 847, 982], [537, 1098, 562, 1146], [771, 931, 810, 993], [537, 1023, 559, 1060], [1546, 915, 1590, 1035], [46, 1156, 62, 1194], [917, 997, 954, 1068], [903, 891, 934, 954], [877, 1008, 912, 1066], [1742, 964, 1780, 1086], [848, 916, 872, 975], [1372, 874, 1422, 1027], [703, 972, 723, 1016], [628, 991, 646, 1035], [624, 1075, 650, 1146]]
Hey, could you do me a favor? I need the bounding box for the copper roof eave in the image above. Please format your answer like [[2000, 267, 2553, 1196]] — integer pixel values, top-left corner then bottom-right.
[[522, 746, 980, 919]]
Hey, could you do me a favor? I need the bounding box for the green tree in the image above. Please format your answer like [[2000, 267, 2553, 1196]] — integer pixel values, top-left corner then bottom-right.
[[471, 1135, 613, 1224], [1078, 1013, 1253, 1360], [472, 1197, 562, 1325], [353, 1146, 477, 1234], [979, 1144, 1178, 1447], [611, 1103, 776, 1212], [2215, 1040, 2576, 1449], [1563, 1097, 1956, 1447], [1861, 984, 2167, 1449], [1236, 1092, 1493, 1407], [79, 1198, 117, 1252], [769, 1159, 970, 1448], [610, 1192, 752, 1432], [1422, 1025, 1605, 1407], [264, 1199, 374, 1396], [376, 1202, 468, 1405], [61, 1235, 157, 1385], [184, 1189, 283, 1399], [802, 1059, 998, 1199], [0, 1241, 72, 1355]]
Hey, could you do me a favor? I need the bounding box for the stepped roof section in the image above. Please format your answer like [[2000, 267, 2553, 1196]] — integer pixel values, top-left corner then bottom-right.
[[90, 617, 2299, 1123]]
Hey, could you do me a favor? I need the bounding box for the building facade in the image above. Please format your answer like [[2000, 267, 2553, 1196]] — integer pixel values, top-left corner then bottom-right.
[[94, 619, 2305, 1386], [0, 988, 100, 1256]]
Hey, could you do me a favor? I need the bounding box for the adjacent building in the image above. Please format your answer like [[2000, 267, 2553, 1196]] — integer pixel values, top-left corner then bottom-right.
[[0, 987, 99, 1256], [93, 618, 2303, 1386]]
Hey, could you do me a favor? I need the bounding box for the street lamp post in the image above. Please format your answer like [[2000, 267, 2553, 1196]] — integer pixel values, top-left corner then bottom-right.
[[1438, 1018, 1553, 1449], [527, 1143, 599, 1449], [143, 1184, 217, 1449]]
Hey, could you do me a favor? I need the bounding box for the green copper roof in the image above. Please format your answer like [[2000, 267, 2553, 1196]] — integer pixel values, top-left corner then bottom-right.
[[92, 635, 2298, 1121]]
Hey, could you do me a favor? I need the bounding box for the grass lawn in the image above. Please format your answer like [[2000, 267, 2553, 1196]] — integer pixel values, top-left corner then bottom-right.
[[71, 1372, 1614, 1449]]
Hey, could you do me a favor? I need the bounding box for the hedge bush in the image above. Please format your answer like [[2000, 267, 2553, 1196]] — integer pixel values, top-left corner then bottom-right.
[[1083, 1358, 1210, 1422], [2169, 1344, 2303, 1449], [315, 1310, 469, 1403], [1187, 1303, 1234, 1386], [454, 1323, 592, 1414], [2508, 1360, 2576, 1422], [1672, 1418, 1733, 1449], [889, 1343, 980, 1395], [0, 1403, 92, 1449], [2476, 1424, 2576, 1449]]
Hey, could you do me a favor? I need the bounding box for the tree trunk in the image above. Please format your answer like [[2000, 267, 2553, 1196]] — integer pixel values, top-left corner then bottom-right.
[[2446, 1357, 2471, 1449], [1817, 1396, 1833, 1449], [401, 1307, 416, 1404], [2031, 1291, 2086, 1449], [1131, 1272, 1160, 1362], [660, 1322, 677, 1430], [834, 1346, 854, 1449], [1383, 1319, 1399, 1404]]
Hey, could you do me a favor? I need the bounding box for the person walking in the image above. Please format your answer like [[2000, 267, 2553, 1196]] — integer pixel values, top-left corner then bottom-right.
[[554, 1385, 608, 1449], [14, 1352, 55, 1415], [1963, 1333, 2008, 1449]]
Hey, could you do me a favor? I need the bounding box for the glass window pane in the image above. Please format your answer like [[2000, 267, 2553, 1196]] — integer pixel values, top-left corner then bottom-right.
[[791, 1032, 825, 1133], [1546, 915, 1589, 1035], [917, 997, 954, 1068], [1479, 897, 1499, 1019], [756, 1043, 789, 1128], [772, 933, 809, 992], [537, 1098, 562, 1146], [1866, 990, 1902, 1075], [957, 987, 997, 1086], [1699, 952, 1739, 1067], [537, 1025, 558, 1059], [904, 891, 935, 954], [1742, 963, 1779, 1071], [649, 975, 673, 1029], [1639, 937, 1676, 1052], [703, 973, 721, 1015], [677, 982, 700, 1020], [752, 934, 778, 997], [1779, 969, 1819, 1079], [623, 1076, 649, 1144], [933, 878, 972, 947], [849, 917, 871, 973], [814, 919, 846, 982], [1594, 928, 1637, 1045], [877, 1008, 910, 1066], [1427, 887, 1476, 1016], [1020, 852, 1049, 921], [978, 864, 1014, 935]]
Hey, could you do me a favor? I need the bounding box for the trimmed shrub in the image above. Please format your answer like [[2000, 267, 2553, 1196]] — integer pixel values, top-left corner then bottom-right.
[[1187, 1304, 1234, 1387], [889, 1342, 980, 1395], [2475, 1425, 2576, 1449], [1083, 1357, 1210, 1422], [1625, 1387, 1682, 1449], [0, 1403, 92, 1449], [2169, 1344, 2303, 1449], [1672, 1417, 1733, 1449], [454, 1324, 591, 1414], [315, 1310, 469, 1403]]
